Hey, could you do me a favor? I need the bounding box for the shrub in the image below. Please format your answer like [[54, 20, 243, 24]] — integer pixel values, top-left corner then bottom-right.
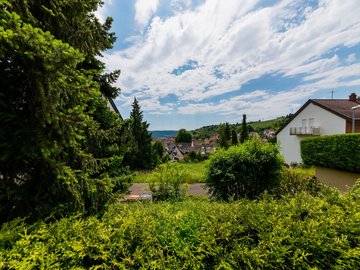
[[301, 133, 360, 173], [1, 193, 360, 269], [149, 163, 187, 201], [273, 167, 324, 197], [206, 138, 283, 200]]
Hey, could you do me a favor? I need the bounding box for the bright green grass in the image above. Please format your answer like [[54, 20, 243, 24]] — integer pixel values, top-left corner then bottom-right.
[[133, 161, 208, 184], [290, 166, 315, 176], [178, 161, 208, 183]]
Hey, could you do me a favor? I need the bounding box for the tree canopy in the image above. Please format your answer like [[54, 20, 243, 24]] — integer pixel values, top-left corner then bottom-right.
[[175, 129, 192, 143], [240, 114, 249, 143], [124, 98, 153, 170], [0, 0, 130, 222]]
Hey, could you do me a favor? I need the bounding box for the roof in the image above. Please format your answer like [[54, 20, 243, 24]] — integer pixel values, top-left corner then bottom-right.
[[276, 98, 360, 135]]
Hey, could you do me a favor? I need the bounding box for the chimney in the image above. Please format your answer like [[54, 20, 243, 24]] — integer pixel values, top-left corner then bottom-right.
[[349, 93, 357, 102]]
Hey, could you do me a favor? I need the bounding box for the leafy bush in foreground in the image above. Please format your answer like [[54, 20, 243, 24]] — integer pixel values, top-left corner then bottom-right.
[[206, 138, 283, 200], [1, 190, 359, 269], [301, 134, 360, 172]]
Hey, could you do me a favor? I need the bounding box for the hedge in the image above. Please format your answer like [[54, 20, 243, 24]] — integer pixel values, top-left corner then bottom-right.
[[301, 133, 360, 173], [1, 191, 360, 269]]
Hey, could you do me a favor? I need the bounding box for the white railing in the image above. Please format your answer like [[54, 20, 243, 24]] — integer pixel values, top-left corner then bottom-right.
[[290, 127, 320, 136]]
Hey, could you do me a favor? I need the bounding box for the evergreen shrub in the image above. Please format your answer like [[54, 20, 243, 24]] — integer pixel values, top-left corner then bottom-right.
[[301, 134, 360, 173], [206, 138, 283, 200], [1, 192, 359, 269]]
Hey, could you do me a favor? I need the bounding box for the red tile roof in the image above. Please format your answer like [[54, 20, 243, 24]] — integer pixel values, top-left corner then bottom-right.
[[311, 99, 360, 120]]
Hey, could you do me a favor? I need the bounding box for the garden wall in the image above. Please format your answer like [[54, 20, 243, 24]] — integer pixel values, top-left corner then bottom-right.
[[315, 166, 360, 191]]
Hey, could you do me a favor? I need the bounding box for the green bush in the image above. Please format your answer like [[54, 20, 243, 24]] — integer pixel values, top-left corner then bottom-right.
[[1, 192, 360, 269], [149, 163, 187, 201], [273, 167, 325, 197], [206, 138, 284, 200], [301, 134, 360, 173]]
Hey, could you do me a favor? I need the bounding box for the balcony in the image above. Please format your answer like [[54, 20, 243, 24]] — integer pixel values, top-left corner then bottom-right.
[[290, 126, 321, 136]]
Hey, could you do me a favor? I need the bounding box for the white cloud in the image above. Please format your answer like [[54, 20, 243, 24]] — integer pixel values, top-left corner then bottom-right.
[[346, 53, 357, 63], [135, 0, 160, 27], [171, 0, 192, 12], [102, 0, 360, 121]]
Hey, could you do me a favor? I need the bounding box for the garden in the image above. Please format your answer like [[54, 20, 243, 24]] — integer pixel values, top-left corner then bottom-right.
[[1, 137, 360, 269]]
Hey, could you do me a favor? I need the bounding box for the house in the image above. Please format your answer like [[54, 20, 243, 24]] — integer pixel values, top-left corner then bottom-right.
[[276, 93, 360, 164], [263, 128, 276, 138]]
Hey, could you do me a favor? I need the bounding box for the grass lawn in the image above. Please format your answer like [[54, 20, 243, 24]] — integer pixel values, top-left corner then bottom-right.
[[133, 161, 208, 184]]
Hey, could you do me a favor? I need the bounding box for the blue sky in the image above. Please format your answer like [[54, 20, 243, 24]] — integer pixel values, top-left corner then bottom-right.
[[96, 0, 360, 130]]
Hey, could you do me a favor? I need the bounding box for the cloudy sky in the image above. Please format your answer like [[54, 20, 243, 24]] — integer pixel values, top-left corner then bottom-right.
[[96, 0, 360, 130]]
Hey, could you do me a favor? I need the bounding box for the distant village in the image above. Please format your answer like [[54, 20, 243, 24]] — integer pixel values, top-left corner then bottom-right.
[[160, 128, 276, 161]]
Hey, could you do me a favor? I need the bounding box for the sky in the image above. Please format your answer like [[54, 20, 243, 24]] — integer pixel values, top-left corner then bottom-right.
[[95, 0, 360, 130]]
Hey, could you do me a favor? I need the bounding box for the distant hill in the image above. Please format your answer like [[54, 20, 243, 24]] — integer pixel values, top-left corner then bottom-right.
[[191, 115, 292, 139], [248, 116, 290, 130], [150, 130, 178, 139]]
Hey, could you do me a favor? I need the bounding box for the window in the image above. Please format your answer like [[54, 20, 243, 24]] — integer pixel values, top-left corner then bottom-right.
[[309, 118, 314, 127], [301, 119, 307, 127]]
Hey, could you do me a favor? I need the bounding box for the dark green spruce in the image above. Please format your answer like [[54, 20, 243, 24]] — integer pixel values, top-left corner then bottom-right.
[[0, 0, 131, 222]]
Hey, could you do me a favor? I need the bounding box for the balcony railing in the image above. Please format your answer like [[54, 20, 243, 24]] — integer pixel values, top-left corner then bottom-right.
[[290, 126, 320, 136]]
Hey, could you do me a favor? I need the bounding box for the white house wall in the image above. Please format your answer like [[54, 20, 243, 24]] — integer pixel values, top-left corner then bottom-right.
[[277, 103, 346, 164]]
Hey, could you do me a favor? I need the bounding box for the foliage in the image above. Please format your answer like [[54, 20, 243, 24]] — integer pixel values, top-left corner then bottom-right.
[[191, 124, 218, 140], [1, 191, 360, 269], [124, 98, 153, 170], [301, 134, 360, 173], [231, 128, 238, 145], [175, 128, 192, 143], [206, 138, 283, 200], [0, 1, 131, 222], [151, 140, 168, 166], [133, 161, 208, 184], [191, 115, 292, 140], [250, 115, 292, 131], [349, 179, 360, 200], [182, 151, 207, 163], [218, 123, 231, 148], [240, 114, 249, 143], [272, 167, 325, 197], [149, 163, 187, 201]]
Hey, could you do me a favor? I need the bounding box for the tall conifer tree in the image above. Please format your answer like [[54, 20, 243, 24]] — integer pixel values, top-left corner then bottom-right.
[[0, 0, 130, 222], [125, 98, 153, 170], [231, 129, 238, 145], [240, 114, 249, 143]]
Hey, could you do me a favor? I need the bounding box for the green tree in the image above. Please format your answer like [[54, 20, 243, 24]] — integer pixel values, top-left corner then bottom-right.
[[0, 0, 130, 222], [152, 140, 167, 166], [231, 129, 238, 145], [240, 114, 249, 143], [218, 123, 231, 148], [175, 129, 192, 143], [125, 98, 153, 170]]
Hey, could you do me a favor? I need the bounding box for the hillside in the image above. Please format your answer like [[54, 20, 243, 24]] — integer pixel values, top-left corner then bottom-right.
[[191, 115, 292, 139]]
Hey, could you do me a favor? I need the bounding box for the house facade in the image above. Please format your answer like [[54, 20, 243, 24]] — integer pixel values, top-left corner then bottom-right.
[[277, 93, 360, 164]]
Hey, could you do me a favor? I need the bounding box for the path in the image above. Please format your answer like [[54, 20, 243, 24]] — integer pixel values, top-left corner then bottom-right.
[[125, 183, 209, 201]]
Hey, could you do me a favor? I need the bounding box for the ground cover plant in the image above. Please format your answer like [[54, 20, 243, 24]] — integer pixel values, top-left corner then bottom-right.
[[1, 186, 359, 269]]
